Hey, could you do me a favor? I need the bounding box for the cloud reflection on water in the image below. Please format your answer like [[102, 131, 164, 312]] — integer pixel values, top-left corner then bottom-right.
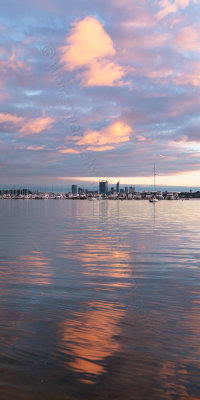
[[57, 215, 131, 382], [60, 302, 125, 383]]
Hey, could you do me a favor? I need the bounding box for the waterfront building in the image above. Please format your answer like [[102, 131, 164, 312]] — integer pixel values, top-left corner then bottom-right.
[[72, 185, 78, 195], [125, 187, 129, 194], [116, 182, 120, 193], [99, 180, 108, 194]]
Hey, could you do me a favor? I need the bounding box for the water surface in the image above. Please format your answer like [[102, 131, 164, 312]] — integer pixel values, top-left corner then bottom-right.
[[0, 200, 200, 399]]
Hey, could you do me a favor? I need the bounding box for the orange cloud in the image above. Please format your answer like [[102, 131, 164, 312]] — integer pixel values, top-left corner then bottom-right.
[[60, 16, 127, 87], [60, 16, 115, 70], [59, 121, 132, 153], [86, 145, 115, 151], [19, 116, 54, 136], [77, 121, 132, 149], [80, 60, 126, 87], [0, 112, 54, 136], [26, 146, 46, 150], [59, 148, 80, 154]]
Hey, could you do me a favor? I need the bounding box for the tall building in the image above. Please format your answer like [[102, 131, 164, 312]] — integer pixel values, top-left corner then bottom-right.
[[129, 186, 136, 193], [125, 187, 128, 194], [72, 185, 77, 195], [116, 181, 120, 193], [99, 180, 108, 194]]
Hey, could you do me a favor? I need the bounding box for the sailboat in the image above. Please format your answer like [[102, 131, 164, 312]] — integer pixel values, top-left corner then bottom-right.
[[149, 164, 158, 202]]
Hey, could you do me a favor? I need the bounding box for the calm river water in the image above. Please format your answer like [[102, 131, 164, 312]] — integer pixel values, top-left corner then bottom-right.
[[0, 199, 200, 400]]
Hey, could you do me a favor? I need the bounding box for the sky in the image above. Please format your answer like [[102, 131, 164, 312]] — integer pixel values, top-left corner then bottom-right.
[[0, 0, 200, 187]]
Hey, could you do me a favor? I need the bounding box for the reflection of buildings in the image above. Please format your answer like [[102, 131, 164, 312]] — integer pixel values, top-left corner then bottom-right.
[[99, 180, 108, 194]]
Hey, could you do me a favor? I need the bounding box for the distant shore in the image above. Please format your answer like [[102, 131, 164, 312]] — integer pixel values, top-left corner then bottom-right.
[[0, 190, 199, 200]]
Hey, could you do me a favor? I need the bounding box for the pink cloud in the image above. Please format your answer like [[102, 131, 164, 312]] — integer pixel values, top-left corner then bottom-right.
[[60, 16, 128, 87], [166, 95, 200, 117], [85, 145, 115, 151], [173, 60, 200, 86], [157, 1, 177, 20], [19, 116, 54, 136], [147, 67, 174, 80], [157, 0, 197, 20], [175, 25, 200, 52], [116, 31, 170, 69], [59, 148, 80, 154], [26, 146, 46, 150], [77, 121, 132, 147], [0, 112, 54, 136], [0, 113, 23, 125], [60, 121, 132, 153], [0, 51, 31, 73], [135, 135, 147, 142], [80, 60, 127, 87], [60, 16, 115, 70]]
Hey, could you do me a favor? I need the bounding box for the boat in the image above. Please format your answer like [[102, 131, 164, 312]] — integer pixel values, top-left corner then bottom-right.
[[149, 197, 158, 203], [55, 194, 62, 199], [133, 193, 141, 200], [118, 193, 126, 200], [79, 194, 87, 200], [40, 193, 49, 200], [156, 191, 164, 200], [166, 192, 174, 200]]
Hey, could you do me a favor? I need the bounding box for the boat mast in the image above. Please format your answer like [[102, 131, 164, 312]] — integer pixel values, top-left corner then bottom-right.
[[154, 163, 156, 192]]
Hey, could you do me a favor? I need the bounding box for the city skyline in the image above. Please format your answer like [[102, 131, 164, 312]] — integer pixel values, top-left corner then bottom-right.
[[1, 0, 200, 186]]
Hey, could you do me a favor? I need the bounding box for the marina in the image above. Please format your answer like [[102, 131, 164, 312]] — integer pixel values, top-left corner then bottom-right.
[[0, 191, 197, 200]]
